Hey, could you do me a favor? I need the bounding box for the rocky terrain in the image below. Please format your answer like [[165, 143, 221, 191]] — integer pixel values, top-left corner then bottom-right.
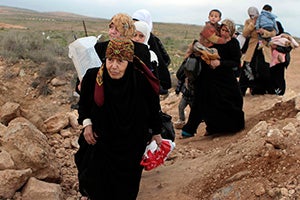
[[0, 9, 299, 198], [0, 48, 300, 199]]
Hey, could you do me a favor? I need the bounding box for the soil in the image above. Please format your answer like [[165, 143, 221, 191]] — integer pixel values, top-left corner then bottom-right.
[[0, 47, 299, 199]]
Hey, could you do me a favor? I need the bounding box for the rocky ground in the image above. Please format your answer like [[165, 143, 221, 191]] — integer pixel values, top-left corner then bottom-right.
[[0, 48, 300, 199]]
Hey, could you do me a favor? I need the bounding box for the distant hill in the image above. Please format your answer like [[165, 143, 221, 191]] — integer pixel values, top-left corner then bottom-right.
[[0, 6, 97, 19]]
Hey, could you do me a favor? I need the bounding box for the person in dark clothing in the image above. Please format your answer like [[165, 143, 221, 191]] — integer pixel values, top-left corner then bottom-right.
[[239, 6, 276, 96], [95, 13, 151, 68], [75, 39, 162, 200], [266, 5, 297, 95], [71, 13, 151, 112], [132, 9, 172, 94], [181, 19, 244, 137], [174, 65, 196, 129]]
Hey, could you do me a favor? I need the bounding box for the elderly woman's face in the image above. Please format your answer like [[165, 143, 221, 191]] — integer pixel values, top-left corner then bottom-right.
[[108, 23, 122, 39], [106, 58, 128, 79]]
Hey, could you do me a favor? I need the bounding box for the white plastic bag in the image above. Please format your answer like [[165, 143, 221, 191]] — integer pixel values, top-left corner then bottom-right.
[[68, 35, 102, 81], [236, 34, 246, 49]]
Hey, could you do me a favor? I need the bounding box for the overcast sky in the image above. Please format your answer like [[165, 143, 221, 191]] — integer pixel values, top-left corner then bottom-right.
[[1, 0, 299, 37]]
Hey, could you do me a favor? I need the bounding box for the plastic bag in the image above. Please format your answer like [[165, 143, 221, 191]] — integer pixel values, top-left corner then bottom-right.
[[140, 139, 175, 171], [68, 35, 102, 81]]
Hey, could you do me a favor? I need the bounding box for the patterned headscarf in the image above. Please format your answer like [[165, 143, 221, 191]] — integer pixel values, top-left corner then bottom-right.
[[105, 39, 134, 62], [94, 39, 135, 107], [109, 13, 135, 39]]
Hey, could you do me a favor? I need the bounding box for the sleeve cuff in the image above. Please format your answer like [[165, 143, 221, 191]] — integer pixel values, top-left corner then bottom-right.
[[82, 118, 92, 128]]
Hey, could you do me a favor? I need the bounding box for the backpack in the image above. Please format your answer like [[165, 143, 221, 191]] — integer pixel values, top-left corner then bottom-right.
[[159, 111, 175, 142], [181, 55, 201, 82]]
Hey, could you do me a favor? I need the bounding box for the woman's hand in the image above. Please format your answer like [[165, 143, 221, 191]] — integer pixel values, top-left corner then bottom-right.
[[83, 125, 98, 145], [151, 134, 163, 146]]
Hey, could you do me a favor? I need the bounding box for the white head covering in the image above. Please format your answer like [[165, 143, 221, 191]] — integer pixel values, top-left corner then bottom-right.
[[247, 7, 259, 17], [134, 21, 151, 45], [132, 9, 153, 31]]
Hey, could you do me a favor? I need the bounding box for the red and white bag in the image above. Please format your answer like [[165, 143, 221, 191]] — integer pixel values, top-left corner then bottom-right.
[[140, 139, 175, 171]]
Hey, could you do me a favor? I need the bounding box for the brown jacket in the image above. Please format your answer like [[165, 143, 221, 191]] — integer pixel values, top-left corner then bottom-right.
[[242, 18, 276, 63]]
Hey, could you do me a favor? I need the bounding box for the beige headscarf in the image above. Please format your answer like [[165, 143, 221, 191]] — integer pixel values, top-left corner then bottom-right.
[[221, 19, 236, 37], [109, 13, 135, 39]]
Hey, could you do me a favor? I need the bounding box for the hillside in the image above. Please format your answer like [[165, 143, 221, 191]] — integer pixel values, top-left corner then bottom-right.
[[0, 6, 300, 200]]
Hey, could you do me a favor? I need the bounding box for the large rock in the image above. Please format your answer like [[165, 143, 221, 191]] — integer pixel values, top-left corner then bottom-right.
[[0, 102, 21, 125], [0, 148, 14, 170], [44, 112, 69, 134], [22, 177, 63, 200], [20, 108, 46, 132], [0, 168, 32, 199], [2, 117, 61, 181], [66, 110, 80, 129]]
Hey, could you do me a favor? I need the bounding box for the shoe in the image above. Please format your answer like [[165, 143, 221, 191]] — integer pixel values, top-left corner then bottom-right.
[[174, 120, 186, 129], [180, 130, 194, 139]]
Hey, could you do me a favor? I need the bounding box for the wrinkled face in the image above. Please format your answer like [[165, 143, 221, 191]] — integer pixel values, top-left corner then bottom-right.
[[108, 23, 122, 39], [132, 30, 146, 43], [208, 11, 221, 24], [106, 58, 128, 79]]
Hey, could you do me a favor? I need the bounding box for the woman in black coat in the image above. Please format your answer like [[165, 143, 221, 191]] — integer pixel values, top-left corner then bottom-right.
[[75, 39, 162, 200], [182, 19, 245, 137]]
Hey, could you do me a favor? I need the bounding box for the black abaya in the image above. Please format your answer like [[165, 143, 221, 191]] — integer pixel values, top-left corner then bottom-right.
[[76, 62, 161, 199], [183, 38, 245, 135]]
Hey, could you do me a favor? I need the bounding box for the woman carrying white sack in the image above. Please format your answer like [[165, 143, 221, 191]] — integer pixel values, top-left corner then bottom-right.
[[132, 20, 159, 78]]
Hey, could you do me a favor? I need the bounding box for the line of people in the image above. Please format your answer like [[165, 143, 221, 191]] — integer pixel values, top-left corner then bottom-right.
[[175, 9, 245, 137], [239, 4, 298, 96], [175, 4, 298, 136], [72, 5, 298, 200]]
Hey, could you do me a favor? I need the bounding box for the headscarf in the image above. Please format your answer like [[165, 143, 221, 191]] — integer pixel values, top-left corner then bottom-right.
[[221, 19, 236, 37], [132, 9, 153, 31], [94, 39, 159, 107], [247, 7, 259, 18], [109, 13, 135, 39], [94, 39, 134, 107], [105, 39, 134, 62], [134, 21, 151, 45]]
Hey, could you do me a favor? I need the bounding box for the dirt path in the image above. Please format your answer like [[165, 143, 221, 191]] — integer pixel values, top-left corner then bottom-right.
[[137, 48, 300, 200]]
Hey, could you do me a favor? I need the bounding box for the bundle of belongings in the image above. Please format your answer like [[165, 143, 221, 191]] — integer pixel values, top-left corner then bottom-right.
[[140, 139, 175, 171], [269, 33, 299, 67], [192, 41, 220, 65], [68, 35, 102, 80]]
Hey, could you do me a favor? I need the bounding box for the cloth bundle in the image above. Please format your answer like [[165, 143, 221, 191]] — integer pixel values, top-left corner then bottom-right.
[[140, 139, 175, 171], [193, 41, 220, 64], [270, 33, 299, 48]]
